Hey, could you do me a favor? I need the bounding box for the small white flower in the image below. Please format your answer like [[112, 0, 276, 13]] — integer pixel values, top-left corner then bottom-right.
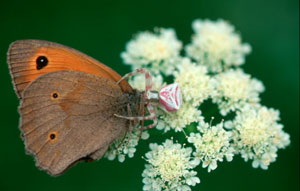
[[121, 28, 182, 75], [188, 121, 234, 172], [129, 73, 164, 91], [157, 102, 203, 132], [212, 69, 264, 115], [105, 129, 150, 162], [175, 58, 216, 106], [142, 139, 200, 191], [225, 105, 290, 169], [186, 19, 251, 73]]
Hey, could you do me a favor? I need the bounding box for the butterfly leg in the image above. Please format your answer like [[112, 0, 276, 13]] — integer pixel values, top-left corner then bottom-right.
[[117, 104, 133, 148], [138, 94, 145, 139], [114, 112, 153, 121], [117, 121, 129, 149], [126, 104, 134, 147], [117, 68, 153, 93]]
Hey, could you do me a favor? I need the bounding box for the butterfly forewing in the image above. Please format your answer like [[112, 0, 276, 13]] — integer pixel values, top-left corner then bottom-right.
[[7, 40, 132, 99], [19, 70, 128, 176]]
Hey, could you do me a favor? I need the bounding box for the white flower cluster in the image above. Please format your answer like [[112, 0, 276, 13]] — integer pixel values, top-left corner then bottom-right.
[[188, 121, 234, 172], [157, 102, 203, 132], [121, 28, 182, 75], [142, 139, 200, 191], [175, 58, 215, 107], [129, 73, 164, 91], [105, 129, 149, 162], [186, 19, 251, 73], [213, 69, 265, 115], [117, 18, 290, 190], [225, 106, 290, 169]]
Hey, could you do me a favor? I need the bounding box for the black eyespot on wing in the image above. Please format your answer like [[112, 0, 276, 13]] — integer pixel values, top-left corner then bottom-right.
[[52, 93, 58, 99], [50, 133, 56, 140], [36, 56, 48, 70]]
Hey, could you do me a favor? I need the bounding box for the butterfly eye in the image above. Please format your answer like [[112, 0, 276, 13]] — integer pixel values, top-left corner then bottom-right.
[[36, 56, 48, 70]]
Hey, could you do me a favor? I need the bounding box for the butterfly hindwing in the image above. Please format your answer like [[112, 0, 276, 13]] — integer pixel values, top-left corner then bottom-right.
[[19, 70, 128, 176]]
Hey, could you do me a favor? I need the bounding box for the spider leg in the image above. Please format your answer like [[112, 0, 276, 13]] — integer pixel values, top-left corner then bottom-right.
[[117, 68, 153, 93], [145, 104, 158, 129], [115, 104, 157, 126], [115, 104, 158, 129], [145, 116, 157, 129]]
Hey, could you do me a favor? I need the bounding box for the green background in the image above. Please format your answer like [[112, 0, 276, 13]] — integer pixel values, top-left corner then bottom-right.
[[0, 0, 298, 190]]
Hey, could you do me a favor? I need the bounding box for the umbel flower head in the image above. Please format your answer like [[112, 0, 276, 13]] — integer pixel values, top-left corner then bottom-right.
[[121, 28, 182, 75], [225, 105, 290, 169], [142, 139, 200, 191], [174, 57, 216, 107], [188, 121, 234, 172], [157, 102, 203, 132], [186, 19, 251, 73], [213, 69, 265, 115]]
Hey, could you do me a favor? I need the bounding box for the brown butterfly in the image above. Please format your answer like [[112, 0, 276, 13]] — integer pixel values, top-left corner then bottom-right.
[[7, 40, 182, 176]]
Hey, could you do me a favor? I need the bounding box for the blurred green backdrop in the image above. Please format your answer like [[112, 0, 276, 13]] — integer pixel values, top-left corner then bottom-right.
[[0, 0, 298, 191]]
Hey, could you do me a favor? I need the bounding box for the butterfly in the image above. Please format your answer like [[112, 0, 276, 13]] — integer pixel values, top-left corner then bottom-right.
[[7, 40, 182, 176]]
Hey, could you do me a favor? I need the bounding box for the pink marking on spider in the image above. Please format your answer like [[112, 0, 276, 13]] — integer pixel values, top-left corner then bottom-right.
[[159, 83, 182, 112], [116, 68, 182, 129]]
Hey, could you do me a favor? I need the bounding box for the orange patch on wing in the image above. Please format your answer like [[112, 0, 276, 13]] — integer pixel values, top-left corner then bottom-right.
[[8, 40, 133, 99]]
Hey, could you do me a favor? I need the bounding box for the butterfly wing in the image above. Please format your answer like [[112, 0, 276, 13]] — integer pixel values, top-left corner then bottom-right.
[[19, 70, 128, 176], [7, 39, 132, 99]]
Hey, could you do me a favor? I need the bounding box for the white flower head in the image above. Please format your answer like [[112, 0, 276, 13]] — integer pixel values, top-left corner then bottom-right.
[[188, 121, 234, 172], [129, 73, 164, 91], [121, 28, 182, 75], [105, 129, 150, 162], [225, 105, 290, 169], [175, 58, 216, 107], [157, 102, 203, 132], [142, 139, 200, 191], [186, 19, 251, 73], [212, 69, 265, 115]]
